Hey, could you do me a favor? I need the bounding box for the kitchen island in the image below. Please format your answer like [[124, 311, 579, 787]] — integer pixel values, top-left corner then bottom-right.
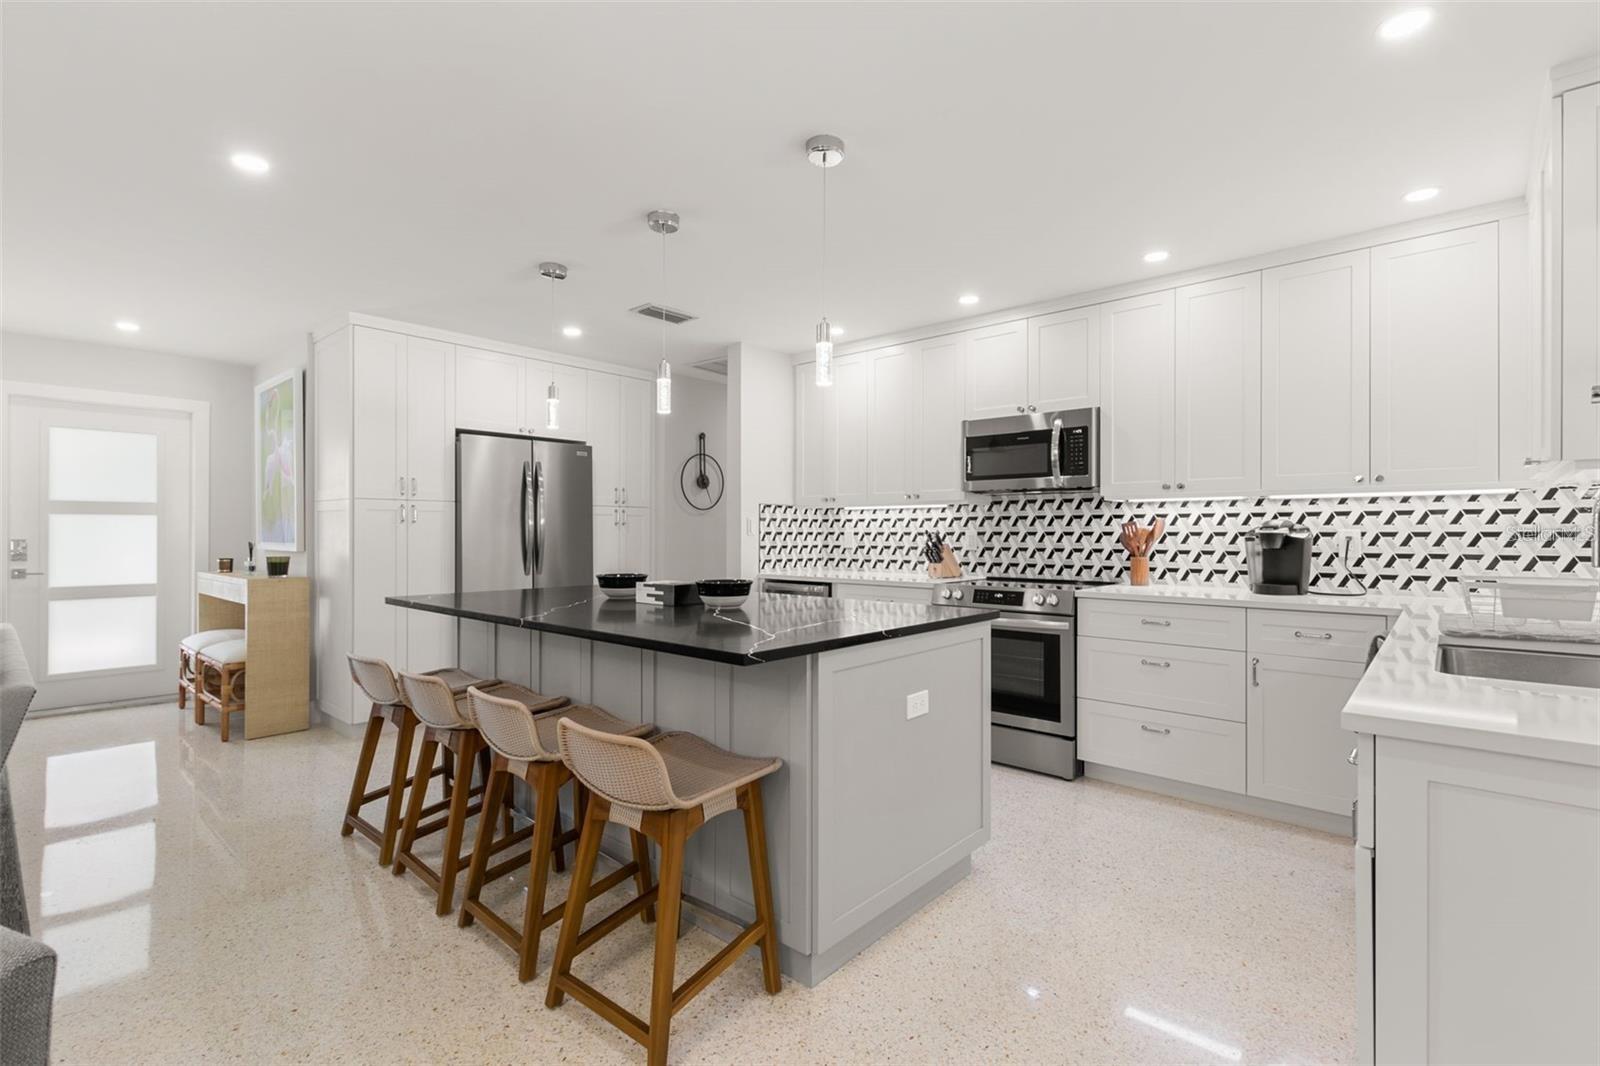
[[386, 587, 996, 986]]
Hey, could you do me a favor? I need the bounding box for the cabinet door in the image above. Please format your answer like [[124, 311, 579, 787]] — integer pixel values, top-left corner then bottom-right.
[[1245, 653, 1361, 814], [962, 320, 1030, 418], [351, 498, 404, 670], [1261, 250, 1371, 492], [1561, 83, 1600, 462], [911, 334, 966, 502], [455, 346, 525, 434], [526, 361, 589, 442], [1175, 273, 1260, 497], [619, 507, 653, 574], [832, 353, 870, 505], [1099, 290, 1175, 498], [352, 327, 404, 499], [587, 372, 622, 504], [405, 337, 454, 501], [618, 376, 653, 508], [795, 362, 837, 505], [867, 345, 915, 504], [592, 506, 621, 573], [1029, 306, 1099, 411], [404, 499, 456, 670], [1370, 223, 1500, 489]]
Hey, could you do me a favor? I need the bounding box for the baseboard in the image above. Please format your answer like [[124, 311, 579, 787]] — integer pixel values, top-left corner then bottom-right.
[[314, 708, 364, 737], [28, 695, 171, 718], [1084, 763, 1354, 836]]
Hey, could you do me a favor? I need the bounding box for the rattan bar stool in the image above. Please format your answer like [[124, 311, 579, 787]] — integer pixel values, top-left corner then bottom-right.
[[546, 720, 783, 1066], [342, 655, 497, 867], [459, 685, 656, 981], [178, 628, 244, 717], [195, 638, 248, 741], [394, 671, 567, 915]]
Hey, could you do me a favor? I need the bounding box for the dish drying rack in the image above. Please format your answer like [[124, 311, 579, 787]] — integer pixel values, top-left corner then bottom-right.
[[1455, 576, 1600, 632]]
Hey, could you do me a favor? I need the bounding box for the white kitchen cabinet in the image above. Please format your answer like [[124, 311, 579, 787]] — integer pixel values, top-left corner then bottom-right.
[[1370, 223, 1501, 489], [962, 320, 1031, 419], [1561, 82, 1600, 461], [833, 354, 870, 506], [911, 334, 967, 502], [592, 506, 621, 573], [1079, 699, 1246, 794], [1099, 290, 1175, 498], [794, 361, 838, 506], [593, 506, 652, 575], [523, 361, 589, 442], [455, 346, 524, 434], [1262, 250, 1372, 493], [617, 376, 653, 509], [586, 372, 653, 507], [404, 499, 456, 668], [1370, 736, 1599, 1065], [867, 345, 916, 504], [1174, 273, 1261, 496], [1246, 653, 1362, 815], [353, 327, 455, 501], [1028, 305, 1100, 412], [350, 497, 457, 682]]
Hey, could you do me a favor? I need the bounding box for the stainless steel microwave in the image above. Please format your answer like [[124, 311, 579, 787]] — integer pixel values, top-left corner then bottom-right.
[[962, 407, 1100, 494]]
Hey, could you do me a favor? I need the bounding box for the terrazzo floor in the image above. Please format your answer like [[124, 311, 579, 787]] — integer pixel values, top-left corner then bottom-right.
[[11, 702, 1356, 1064]]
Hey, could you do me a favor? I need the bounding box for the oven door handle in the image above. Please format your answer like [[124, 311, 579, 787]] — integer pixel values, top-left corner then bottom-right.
[[993, 617, 1076, 634], [1049, 417, 1063, 485]]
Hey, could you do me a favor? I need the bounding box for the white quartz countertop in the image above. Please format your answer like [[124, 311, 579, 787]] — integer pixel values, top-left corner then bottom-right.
[[1078, 580, 1598, 766], [760, 570, 979, 587]]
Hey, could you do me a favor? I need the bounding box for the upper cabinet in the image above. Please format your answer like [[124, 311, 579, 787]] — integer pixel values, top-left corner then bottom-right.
[[962, 321, 1031, 419], [1174, 273, 1261, 497], [911, 334, 967, 502], [794, 361, 839, 505], [352, 327, 455, 501], [1029, 306, 1100, 412], [1561, 82, 1600, 461], [833, 354, 871, 506], [455, 346, 523, 435], [1370, 223, 1501, 490], [586, 372, 653, 507], [1100, 290, 1175, 498], [867, 345, 916, 504], [523, 361, 589, 442], [1262, 250, 1371, 493]]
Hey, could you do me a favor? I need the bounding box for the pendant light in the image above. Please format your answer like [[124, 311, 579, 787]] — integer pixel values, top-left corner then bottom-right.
[[647, 210, 679, 415], [538, 261, 567, 430], [807, 134, 844, 388]]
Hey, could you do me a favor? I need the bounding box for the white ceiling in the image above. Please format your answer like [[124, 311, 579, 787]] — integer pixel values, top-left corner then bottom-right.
[[3, 2, 1594, 369]]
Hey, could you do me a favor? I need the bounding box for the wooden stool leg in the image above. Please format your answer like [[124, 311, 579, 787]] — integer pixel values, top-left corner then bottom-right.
[[394, 736, 440, 878], [549, 789, 566, 874], [434, 733, 478, 915], [341, 710, 386, 838], [517, 765, 563, 981], [545, 797, 607, 1009], [742, 782, 782, 994], [647, 812, 689, 1066], [178, 652, 188, 711], [459, 764, 509, 929], [219, 671, 231, 742], [193, 685, 205, 726], [379, 711, 418, 867], [630, 828, 656, 924]]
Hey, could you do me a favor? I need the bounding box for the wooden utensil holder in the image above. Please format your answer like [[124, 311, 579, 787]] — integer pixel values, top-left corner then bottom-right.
[[1129, 557, 1150, 586]]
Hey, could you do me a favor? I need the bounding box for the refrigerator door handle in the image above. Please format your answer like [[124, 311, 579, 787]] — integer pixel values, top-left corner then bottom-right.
[[533, 460, 547, 573], [520, 461, 533, 577]]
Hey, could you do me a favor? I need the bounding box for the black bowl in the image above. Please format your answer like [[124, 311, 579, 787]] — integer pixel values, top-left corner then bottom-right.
[[597, 572, 648, 589], [695, 579, 752, 596]]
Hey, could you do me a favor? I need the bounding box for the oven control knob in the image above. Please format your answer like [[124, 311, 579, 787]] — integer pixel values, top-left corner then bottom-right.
[[940, 589, 952, 600], [1032, 594, 1045, 606], [952, 589, 965, 601], [1045, 594, 1059, 606]]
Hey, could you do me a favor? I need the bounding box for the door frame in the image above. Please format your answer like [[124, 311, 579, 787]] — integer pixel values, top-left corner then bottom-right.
[[1, 381, 211, 638]]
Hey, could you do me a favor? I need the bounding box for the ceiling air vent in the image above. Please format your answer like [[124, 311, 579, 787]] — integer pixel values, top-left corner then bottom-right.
[[692, 357, 729, 377], [630, 303, 696, 325]]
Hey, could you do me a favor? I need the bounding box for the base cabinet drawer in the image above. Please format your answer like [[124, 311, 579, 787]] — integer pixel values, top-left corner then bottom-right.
[[1079, 636, 1245, 721], [1079, 699, 1246, 793], [1247, 609, 1388, 662], [1079, 599, 1246, 650]]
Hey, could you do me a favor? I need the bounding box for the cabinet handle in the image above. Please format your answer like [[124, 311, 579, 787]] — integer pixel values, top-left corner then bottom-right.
[[1175, 482, 1185, 490], [1016, 405, 1025, 413], [1161, 482, 1171, 490], [913, 493, 921, 500], [1139, 658, 1171, 669], [904, 493, 912, 500], [1294, 630, 1334, 641], [398, 504, 405, 524], [1139, 618, 1172, 627], [410, 504, 417, 523], [1251, 656, 1259, 687], [1027, 404, 1037, 412], [411, 477, 417, 495], [1348, 746, 1359, 766], [1139, 724, 1171, 736], [1374, 474, 1385, 483], [1353, 474, 1364, 483], [398, 476, 406, 497], [622, 488, 628, 504]]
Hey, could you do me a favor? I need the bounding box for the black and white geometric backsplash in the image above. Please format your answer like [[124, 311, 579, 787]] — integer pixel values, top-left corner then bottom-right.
[[759, 486, 1598, 593]]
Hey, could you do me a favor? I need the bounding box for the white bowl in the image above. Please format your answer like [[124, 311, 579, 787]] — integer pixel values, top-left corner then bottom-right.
[[598, 586, 638, 601], [701, 593, 749, 609]]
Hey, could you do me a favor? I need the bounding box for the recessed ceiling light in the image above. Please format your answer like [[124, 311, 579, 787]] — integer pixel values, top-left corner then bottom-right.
[[114, 320, 140, 333], [1403, 186, 1440, 203], [229, 151, 271, 175], [830, 325, 845, 337], [1143, 250, 1170, 264], [1377, 8, 1433, 42], [958, 293, 980, 306], [561, 325, 582, 338]]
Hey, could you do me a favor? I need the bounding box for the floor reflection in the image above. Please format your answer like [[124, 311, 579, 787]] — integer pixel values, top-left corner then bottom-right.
[[44, 740, 158, 828], [40, 821, 156, 917], [42, 903, 152, 997]]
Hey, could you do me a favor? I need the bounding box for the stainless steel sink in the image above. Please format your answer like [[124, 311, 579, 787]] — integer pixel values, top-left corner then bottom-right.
[[1436, 644, 1600, 688]]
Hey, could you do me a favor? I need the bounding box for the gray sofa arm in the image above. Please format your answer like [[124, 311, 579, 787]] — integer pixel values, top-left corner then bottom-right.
[[0, 925, 56, 1066]]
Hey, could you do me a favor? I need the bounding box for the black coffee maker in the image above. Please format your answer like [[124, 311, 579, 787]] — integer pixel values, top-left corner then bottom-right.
[[1245, 521, 1313, 595]]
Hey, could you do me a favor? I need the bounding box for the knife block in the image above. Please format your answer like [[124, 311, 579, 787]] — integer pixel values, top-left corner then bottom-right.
[[927, 545, 962, 580]]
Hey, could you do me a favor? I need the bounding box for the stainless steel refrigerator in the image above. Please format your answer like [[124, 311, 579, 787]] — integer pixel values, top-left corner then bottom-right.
[[456, 430, 593, 593]]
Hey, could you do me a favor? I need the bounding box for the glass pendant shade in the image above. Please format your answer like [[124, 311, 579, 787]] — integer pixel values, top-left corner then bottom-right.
[[815, 319, 834, 387], [656, 359, 672, 415], [546, 380, 560, 430]]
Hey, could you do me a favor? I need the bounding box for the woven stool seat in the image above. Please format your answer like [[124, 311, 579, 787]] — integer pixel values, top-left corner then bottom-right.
[[181, 629, 244, 653], [201, 638, 247, 666], [557, 720, 781, 815], [469, 684, 648, 764]]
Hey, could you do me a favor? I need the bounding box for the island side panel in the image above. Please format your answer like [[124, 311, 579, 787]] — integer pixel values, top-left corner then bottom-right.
[[813, 622, 991, 955]]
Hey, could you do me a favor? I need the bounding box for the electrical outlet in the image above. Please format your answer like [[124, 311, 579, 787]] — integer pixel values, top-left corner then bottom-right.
[[906, 690, 929, 720], [1333, 531, 1365, 562]]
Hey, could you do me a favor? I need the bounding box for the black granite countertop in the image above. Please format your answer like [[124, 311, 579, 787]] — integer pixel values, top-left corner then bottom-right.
[[386, 586, 997, 666]]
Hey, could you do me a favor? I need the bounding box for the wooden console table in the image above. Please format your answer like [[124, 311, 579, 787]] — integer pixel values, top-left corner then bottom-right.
[[196, 571, 310, 738]]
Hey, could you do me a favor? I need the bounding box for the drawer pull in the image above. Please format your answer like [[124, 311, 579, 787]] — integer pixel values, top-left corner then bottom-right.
[[1251, 656, 1259, 687], [1294, 630, 1334, 641], [1139, 724, 1172, 735], [1139, 658, 1171, 669], [1139, 618, 1172, 627]]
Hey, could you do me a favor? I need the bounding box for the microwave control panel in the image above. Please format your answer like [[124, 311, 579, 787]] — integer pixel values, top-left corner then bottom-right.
[[1061, 425, 1090, 476]]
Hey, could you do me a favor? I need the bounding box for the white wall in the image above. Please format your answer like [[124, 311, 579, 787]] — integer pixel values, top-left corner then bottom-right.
[[1, 330, 255, 569], [653, 375, 729, 578], [724, 342, 794, 576]]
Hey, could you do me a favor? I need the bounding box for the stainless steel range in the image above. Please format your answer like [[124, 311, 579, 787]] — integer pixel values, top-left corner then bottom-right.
[[934, 575, 1112, 779]]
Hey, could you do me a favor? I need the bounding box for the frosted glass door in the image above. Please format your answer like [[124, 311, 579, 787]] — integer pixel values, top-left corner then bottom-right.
[[6, 398, 193, 710]]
